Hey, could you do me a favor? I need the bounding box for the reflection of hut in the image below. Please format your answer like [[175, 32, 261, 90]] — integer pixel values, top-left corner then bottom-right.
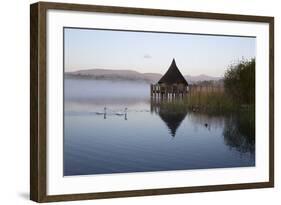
[[151, 59, 189, 99], [151, 100, 187, 137], [158, 111, 187, 137]]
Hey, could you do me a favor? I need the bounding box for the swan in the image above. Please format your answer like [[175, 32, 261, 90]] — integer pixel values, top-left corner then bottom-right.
[[115, 108, 128, 116], [96, 107, 106, 115]]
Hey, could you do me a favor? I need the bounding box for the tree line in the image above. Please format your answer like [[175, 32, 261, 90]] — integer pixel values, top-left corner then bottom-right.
[[224, 58, 255, 105]]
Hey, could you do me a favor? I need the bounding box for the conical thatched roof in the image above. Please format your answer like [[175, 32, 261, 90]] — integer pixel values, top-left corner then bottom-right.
[[158, 59, 188, 85]]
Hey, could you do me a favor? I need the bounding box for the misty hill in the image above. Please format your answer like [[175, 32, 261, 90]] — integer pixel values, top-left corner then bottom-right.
[[185, 74, 222, 84], [65, 69, 162, 83], [65, 69, 222, 84]]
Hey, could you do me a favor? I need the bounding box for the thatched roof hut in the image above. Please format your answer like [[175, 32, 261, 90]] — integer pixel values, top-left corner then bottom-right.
[[158, 59, 188, 86], [151, 59, 189, 99]]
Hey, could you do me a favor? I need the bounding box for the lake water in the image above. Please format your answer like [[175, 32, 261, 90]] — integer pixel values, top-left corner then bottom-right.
[[64, 78, 255, 176]]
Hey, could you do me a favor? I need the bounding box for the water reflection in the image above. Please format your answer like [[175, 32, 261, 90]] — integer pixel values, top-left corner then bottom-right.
[[150, 98, 255, 156], [223, 113, 255, 154], [99, 111, 128, 120], [151, 98, 188, 137], [186, 112, 225, 132]]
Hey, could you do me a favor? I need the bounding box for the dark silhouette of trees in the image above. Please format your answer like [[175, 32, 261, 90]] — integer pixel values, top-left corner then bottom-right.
[[224, 58, 255, 104]]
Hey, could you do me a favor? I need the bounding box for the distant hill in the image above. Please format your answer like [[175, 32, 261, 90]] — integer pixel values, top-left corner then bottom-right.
[[65, 69, 162, 83], [184, 74, 222, 84], [65, 69, 222, 84]]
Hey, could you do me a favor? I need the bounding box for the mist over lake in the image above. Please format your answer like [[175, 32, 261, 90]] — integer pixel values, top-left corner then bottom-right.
[[65, 78, 150, 100], [64, 78, 255, 176]]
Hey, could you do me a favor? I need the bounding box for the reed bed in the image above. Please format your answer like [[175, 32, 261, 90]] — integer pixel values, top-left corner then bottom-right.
[[186, 85, 238, 113]]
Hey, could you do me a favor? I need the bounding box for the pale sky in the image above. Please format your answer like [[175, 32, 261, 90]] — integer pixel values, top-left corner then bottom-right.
[[64, 28, 255, 77]]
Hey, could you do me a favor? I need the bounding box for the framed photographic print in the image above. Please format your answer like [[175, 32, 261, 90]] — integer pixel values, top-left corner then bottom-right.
[[30, 1, 274, 202]]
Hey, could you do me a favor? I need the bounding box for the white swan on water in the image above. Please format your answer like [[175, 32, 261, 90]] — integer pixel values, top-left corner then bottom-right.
[[96, 107, 106, 115], [115, 108, 128, 116]]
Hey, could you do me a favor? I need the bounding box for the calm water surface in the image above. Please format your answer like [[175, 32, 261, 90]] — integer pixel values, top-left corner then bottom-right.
[[64, 79, 255, 176]]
